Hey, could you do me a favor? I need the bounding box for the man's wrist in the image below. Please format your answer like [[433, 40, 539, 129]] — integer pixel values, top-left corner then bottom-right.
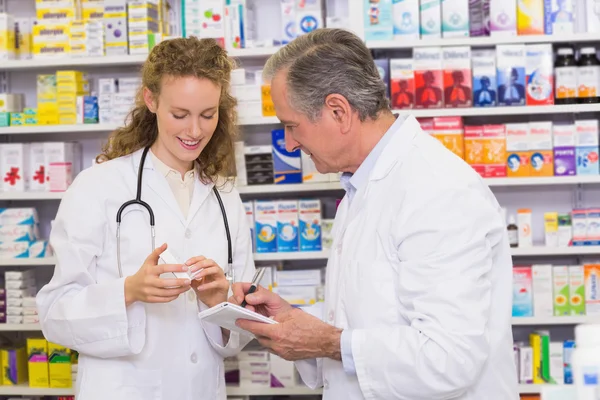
[[323, 325, 343, 361]]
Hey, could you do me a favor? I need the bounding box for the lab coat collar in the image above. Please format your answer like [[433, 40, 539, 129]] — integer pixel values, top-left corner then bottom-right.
[[369, 115, 421, 182]]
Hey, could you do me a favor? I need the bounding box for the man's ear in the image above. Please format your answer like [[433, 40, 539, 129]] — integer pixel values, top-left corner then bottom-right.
[[324, 94, 352, 132], [143, 87, 158, 113]]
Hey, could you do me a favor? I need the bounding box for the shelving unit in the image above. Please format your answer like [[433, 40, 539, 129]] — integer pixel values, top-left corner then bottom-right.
[[0, 323, 42, 331], [0, 258, 56, 267], [517, 384, 574, 394], [512, 316, 599, 325]]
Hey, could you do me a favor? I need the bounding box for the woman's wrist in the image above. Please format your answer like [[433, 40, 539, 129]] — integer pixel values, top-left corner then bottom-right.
[[124, 276, 137, 307]]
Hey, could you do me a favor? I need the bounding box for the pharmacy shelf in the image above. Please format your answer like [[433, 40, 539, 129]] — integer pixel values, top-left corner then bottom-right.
[[228, 47, 282, 58], [511, 246, 600, 256], [0, 191, 64, 200], [512, 316, 599, 325], [397, 103, 600, 118], [518, 384, 575, 394], [0, 123, 119, 135], [226, 386, 323, 396], [238, 115, 281, 125], [254, 251, 330, 262], [485, 175, 600, 187], [0, 257, 56, 266], [0, 323, 41, 331], [0, 54, 149, 71], [368, 33, 600, 49], [238, 182, 342, 194], [0, 385, 74, 396]]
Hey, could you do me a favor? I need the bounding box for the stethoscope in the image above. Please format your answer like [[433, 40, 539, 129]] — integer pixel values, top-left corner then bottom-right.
[[115, 146, 234, 285]]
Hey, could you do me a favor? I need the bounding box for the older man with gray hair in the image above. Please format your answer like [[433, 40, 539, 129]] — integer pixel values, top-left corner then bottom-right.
[[232, 28, 518, 400]]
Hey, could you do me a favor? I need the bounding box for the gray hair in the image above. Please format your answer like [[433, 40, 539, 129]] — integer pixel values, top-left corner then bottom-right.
[[263, 28, 390, 122]]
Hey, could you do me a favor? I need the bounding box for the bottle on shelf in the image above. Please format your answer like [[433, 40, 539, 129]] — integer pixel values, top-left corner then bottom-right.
[[577, 47, 600, 104], [507, 215, 519, 248], [555, 47, 578, 105]]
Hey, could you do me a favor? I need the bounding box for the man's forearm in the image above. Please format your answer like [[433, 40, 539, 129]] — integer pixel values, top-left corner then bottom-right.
[[321, 326, 343, 361]]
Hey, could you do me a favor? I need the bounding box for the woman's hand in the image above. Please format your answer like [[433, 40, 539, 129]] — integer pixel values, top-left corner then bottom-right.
[[124, 244, 192, 307], [186, 256, 229, 309]]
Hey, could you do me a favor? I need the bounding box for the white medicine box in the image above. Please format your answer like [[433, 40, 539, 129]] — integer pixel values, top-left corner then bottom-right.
[[43, 142, 82, 192], [0, 143, 31, 192]]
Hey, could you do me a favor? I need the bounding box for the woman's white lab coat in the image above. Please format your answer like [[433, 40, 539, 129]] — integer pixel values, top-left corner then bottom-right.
[[36, 148, 255, 400], [296, 116, 519, 400]]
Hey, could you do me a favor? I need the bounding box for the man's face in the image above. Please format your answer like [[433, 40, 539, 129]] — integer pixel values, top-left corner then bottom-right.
[[270, 70, 346, 174]]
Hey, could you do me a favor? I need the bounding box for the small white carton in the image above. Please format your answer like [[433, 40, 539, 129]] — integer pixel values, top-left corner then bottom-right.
[[532, 264, 554, 317]]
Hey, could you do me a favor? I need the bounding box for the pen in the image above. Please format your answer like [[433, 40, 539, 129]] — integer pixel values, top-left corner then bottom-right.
[[241, 267, 266, 308]]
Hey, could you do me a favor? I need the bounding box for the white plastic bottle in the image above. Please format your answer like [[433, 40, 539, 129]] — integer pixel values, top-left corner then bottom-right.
[[573, 324, 600, 400]]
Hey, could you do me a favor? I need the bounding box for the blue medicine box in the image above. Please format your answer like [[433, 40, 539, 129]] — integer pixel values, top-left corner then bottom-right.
[[271, 129, 302, 184]]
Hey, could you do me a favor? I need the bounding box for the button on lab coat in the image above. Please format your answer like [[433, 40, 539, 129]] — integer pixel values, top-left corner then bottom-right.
[[296, 116, 519, 400], [36, 149, 255, 400]]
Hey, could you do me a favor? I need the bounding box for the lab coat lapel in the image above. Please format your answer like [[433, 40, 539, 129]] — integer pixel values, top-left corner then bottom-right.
[[186, 174, 215, 225], [131, 149, 187, 227]]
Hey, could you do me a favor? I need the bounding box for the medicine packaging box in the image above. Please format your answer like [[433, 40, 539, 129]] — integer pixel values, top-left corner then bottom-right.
[[442, 46, 472, 108], [490, 0, 517, 36], [299, 199, 322, 252], [586, 0, 600, 32], [442, 0, 470, 37], [525, 44, 554, 106], [584, 264, 600, 315], [512, 266, 533, 317], [529, 122, 554, 176], [364, 0, 394, 41], [28, 143, 47, 192], [572, 209, 587, 246], [545, 0, 574, 33], [0, 208, 39, 226], [532, 264, 554, 317], [390, 58, 415, 109], [104, 0, 129, 56], [575, 120, 600, 175], [482, 124, 507, 177], [276, 200, 299, 253], [0, 13, 16, 60], [44, 142, 82, 192], [587, 209, 600, 246], [420, 0, 442, 38], [243, 201, 254, 251], [271, 129, 302, 184], [0, 348, 27, 386], [48, 342, 72, 388], [270, 354, 297, 388], [517, 0, 545, 34], [0, 144, 31, 192], [506, 123, 531, 177], [275, 269, 323, 287], [569, 265, 586, 315], [375, 59, 390, 99], [552, 124, 576, 176], [431, 117, 465, 159], [464, 125, 485, 176], [27, 338, 49, 388], [254, 201, 277, 253], [393, 0, 420, 39], [301, 151, 329, 183], [552, 266, 570, 316], [245, 145, 274, 186], [472, 49, 497, 107], [496, 45, 526, 106], [414, 47, 444, 108]]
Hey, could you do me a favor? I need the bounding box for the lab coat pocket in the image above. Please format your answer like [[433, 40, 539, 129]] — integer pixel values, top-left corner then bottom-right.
[[343, 260, 400, 328], [77, 364, 161, 400]]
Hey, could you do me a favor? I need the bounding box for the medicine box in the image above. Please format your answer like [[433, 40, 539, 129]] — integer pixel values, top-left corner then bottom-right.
[[364, 0, 394, 41], [464, 125, 485, 176], [0, 144, 31, 192], [275, 269, 323, 287], [512, 266, 533, 317], [545, 212, 559, 247], [519, 345, 533, 384], [271, 129, 302, 184], [472, 49, 497, 107], [586, 0, 600, 33], [276, 200, 299, 253], [414, 47, 444, 108], [506, 123, 531, 177], [549, 342, 565, 384], [517, 0, 545, 34], [496, 45, 526, 106], [525, 44, 554, 106], [587, 209, 600, 245], [375, 59, 390, 99], [468, 0, 490, 36], [575, 119, 600, 176], [442, 0, 470, 37], [442, 46, 472, 108], [532, 264, 554, 317], [270, 354, 297, 387], [490, 0, 517, 35], [528, 122, 554, 176], [518, 208, 533, 247], [420, 0, 442, 38], [0, 348, 27, 386], [28, 143, 47, 191], [390, 58, 415, 109], [27, 338, 49, 388], [393, 0, 420, 39], [254, 201, 277, 253], [431, 117, 465, 159], [545, 0, 574, 33], [483, 124, 507, 177], [584, 264, 600, 315], [558, 213, 573, 247], [280, 0, 296, 43], [0, 13, 16, 60], [572, 209, 587, 246], [299, 199, 322, 252], [0, 208, 39, 226], [301, 152, 328, 183], [104, 1, 129, 56], [243, 201, 254, 251], [553, 266, 570, 316], [48, 342, 72, 388], [274, 285, 319, 306], [552, 124, 576, 176], [569, 266, 585, 315]]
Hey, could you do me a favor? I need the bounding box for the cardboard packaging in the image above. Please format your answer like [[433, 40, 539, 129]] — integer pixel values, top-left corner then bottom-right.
[[529, 122, 554, 176], [572, 209, 588, 246], [299, 199, 322, 252], [420, 0, 442, 38], [276, 200, 299, 253], [464, 125, 485, 176], [104, 0, 129, 56], [271, 129, 302, 184], [552, 124, 576, 176], [496, 45, 526, 106], [483, 124, 507, 177], [472, 49, 497, 107], [442, 0, 470, 37], [575, 119, 600, 175], [375, 58, 391, 99], [518, 208, 533, 247], [532, 264, 554, 317], [0, 144, 31, 192], [512, 266, 533, 317], [552, 265, 570, 316], [393, 0, 420, 39], [469, 0, 490, 36], [364, 0, 394, 41], [569, 265, 586, 315], [517, 0, 545, 34], [254, 201, 277, 253], [584, 264, 600, 315], [390, 58, 415, 109], [414, 47, 444, 108], [490, 0, 517, 35], [443, 46, 472, 108], [545, 0, 574, 33], [525, 44, 554, 106], [506, 123, 531, 177], [27, 338, 49, 388], [431, 117, 465, 159]]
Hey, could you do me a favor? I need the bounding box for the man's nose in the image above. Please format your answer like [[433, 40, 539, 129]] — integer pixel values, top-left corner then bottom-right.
[[285, 131, 301, 152]]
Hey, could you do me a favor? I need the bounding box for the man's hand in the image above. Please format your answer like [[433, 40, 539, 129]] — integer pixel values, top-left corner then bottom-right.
[[229, 282, 292, 318], [236, 308, 342, 362]]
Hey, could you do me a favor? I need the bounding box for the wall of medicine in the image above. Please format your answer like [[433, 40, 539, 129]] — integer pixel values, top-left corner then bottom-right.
[[1, 0, 600, 399]]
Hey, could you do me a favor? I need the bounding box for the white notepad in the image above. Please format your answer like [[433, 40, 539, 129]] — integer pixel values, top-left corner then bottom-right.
[[198, 302, 277, 336]]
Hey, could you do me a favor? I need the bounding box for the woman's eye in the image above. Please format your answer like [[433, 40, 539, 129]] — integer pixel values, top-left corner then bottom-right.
[[173, 114, 186, 120], [202, 114, 215, 120]]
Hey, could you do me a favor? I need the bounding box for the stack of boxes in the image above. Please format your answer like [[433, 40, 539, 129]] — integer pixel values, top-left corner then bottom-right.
[[274, 269, 324, 308], [98, 77, 140, 125], [225, 350, 299, 389], [231, 68, 263, 122], [104, 0, 129, 56], [5, 270, 37, 325], [0, 13, 16, 60], [0, 94, 25, 127], [33, 1, 76, 59], [57, 70, 90, 126], [70, 18, 104, 58], [37, 74, 59, 125], [127, 1, 160, 55], [0, 208, 51, 259], [26, 338, 74, 389]]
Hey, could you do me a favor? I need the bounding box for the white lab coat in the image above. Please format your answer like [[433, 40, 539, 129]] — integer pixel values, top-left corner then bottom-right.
[[36, 148, 255, 400], [296, 116, 519, 400]]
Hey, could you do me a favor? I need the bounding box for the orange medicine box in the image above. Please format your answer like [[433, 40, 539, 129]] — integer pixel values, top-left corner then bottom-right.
[[464, 125, 485, 176], [432, 117, 465, 159], [529, 121, 554, 176], [483, 124, 507, 177], [261, 85, 276, 117], [506, 123, 532, 177]]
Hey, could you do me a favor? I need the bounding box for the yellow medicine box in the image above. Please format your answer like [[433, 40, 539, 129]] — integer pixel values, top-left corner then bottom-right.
[[36, 7, 77, 20], [27, 338, 49, 388], [48, 342, 72, 389], [0, 348, 28, 386], [37, 74, 57, 101], [33, 21, 70, 43]]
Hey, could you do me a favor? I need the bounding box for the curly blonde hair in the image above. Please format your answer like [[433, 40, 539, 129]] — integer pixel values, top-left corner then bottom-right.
[[96, 37, 238, 182]]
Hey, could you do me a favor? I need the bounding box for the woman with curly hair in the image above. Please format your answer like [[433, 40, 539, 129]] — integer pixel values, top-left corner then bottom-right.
[[37, 37, 255, 400]]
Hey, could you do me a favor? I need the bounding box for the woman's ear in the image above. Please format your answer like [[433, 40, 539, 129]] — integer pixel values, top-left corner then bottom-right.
[[143, 87, 157, 113]]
